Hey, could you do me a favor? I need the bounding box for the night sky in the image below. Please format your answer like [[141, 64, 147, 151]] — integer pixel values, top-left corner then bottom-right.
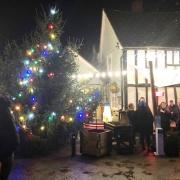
[[1, 0, 180, 59]]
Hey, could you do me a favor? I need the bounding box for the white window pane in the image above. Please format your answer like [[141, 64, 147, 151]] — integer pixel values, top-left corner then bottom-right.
[[146, 50, 155, 62], [127, 50, 135, 84], [167, 87, 175, 104], [138, 87, 146, 102], [157, 50, 165, 68], [176, 87, 180, 103], [127, 50, 135, 61], [146, 50, 156, 68], [157, 87, 166, 105], [137, 50, 145, 69], [137, 50, 145, 83], [128, 87, 136, 109], [174, 51, 179, 64], [127, 72, 135, 84], [167, 51, 172, 64]]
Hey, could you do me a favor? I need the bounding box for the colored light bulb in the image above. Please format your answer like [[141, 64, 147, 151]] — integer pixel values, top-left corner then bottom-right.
[[19, 116, 25, 121], [39, 68, 44, 74], [29, 87, 34, 94], [22, 125, 26, 129], [50, 8, 57, 15], [48, 23, 54, 30], [40, 126, 45, 131], [15, 105, 21, 111], [48, 116, 53, 121], [48, 43, 53, 50], [32, 106, 36, 111], [76, 106, 80, 110], [29, 78, 34, 82], [47, 72, 55, 78], [12, 97, 16, 101], [50, 33, 56, 40], [27, 50, 32, 56], [52, 112, 56, 116], [28, 112, 35, 120], [18, 92, 23, 97], [24, 59, 30, 65], [69, 117, 73, 122]]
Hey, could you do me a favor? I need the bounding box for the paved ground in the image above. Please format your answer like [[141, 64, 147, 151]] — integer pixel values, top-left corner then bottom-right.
[[9, 144, 180, 180]]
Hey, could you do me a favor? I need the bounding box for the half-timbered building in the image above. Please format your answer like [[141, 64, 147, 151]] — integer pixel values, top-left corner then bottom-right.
[[99, 9, 180, 113]]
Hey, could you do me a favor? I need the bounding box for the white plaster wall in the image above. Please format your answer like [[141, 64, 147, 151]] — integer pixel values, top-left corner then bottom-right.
[[99, 10, 123, 108], [99, 10, 123, 72]]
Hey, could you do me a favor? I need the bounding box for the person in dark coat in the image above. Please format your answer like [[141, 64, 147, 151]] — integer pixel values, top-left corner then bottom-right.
[[127, 103, 137, 144], [168, 100, 179, 128], [136, 97, 154, 151], [178, 102, 180, 131], [0, 95, 19, 180], [158, 102, 170, 133]]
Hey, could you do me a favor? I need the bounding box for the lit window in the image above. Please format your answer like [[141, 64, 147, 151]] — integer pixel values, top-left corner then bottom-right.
[[167, 51, 173, 64], [174, 51, 179, 64], [157, 50, 165, 68], [146, 50, 155, 68]]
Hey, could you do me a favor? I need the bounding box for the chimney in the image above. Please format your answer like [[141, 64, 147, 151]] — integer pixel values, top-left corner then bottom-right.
[[132, 0, 143, 13]]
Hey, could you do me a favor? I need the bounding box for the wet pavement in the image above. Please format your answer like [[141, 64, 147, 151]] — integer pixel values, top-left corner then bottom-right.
[[9, 144, 180, 180]]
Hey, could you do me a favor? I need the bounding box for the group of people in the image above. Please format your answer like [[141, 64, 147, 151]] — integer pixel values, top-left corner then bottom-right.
[[158, 100, 180, 132], [127, 97, 180, 152]]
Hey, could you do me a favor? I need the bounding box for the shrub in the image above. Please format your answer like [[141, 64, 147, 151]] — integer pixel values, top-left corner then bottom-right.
[[19, 135, 49, 158]]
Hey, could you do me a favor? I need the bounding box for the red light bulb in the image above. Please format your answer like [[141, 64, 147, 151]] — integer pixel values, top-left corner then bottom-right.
[[48, 23, 54, 30], [47, 72, 55, 78]]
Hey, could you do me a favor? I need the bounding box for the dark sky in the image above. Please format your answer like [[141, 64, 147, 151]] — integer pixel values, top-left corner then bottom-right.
[[1, 0, 180, 59]]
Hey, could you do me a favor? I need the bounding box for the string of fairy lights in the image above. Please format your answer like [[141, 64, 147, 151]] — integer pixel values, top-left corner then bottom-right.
[[72, 71, 127, 80]]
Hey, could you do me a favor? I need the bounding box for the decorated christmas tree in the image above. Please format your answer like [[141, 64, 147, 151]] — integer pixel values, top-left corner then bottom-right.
[[10, 8, 79, 134], [7, 7, 102, 138]]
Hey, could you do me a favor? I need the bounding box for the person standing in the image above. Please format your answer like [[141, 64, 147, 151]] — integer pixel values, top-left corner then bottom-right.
[[176, 101, 180, 131], [168, 100, 179, 129], [136, 97, 154, 151], [0, 95, 19, 180], [178, 102, 180, 111], [127, 103, 137, 144], [158, 102, 170, 133]]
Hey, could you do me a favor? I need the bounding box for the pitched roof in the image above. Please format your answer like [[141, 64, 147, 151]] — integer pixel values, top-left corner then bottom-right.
[[105, 10, 180, 47], [72, 50, 99, 74]]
